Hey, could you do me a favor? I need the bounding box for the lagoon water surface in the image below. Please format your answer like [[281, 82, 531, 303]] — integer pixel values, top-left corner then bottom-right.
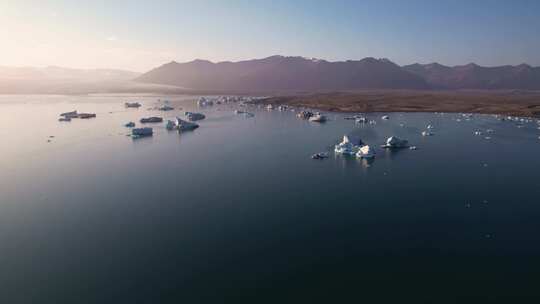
[[1, 95, 540, 302]]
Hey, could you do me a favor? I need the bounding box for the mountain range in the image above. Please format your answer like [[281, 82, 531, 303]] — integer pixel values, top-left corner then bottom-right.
[[136, 56, 540, 91]]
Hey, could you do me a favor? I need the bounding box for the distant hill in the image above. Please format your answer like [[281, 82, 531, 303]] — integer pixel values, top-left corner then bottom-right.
[[136, 56, 430, 91], [0, 66, 149, 94], [403, 62, 540, 90]]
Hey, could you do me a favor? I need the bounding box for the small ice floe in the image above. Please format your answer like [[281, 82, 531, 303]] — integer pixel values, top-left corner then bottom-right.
[[60, 110, 78, 118], [427, 124, 434, 129], [309, 113, 327, 123], [266, 104, 274, 110], [235, 110, 255, 117], [125, 102, 141, 108], [474, 131, 483, 136], [132, 127, 153, 138], [369, 120, 377, 125], [175, 117, 199, 131], [158, 105, 174, 111], [409, 146, 417, 150], [78, 113, 96, 119], [335, 135, 362, 155], [197, 97, 214, 107], [355, 117, 368, 124], [356, 145, 375, 159], [484, 136, 492, 140], [165, 120, 176, 130], [311, 152, 329, 160], [296, 110, 314, 119], [278, 105, 288, 111], [125, 122, 135, 128], [58, 117, 71, 122], [381, 115, 389, 120], [381, 136, 408, 149], [140, 117, 163, 123], [486, 129, 494, 133], [421, 131, 433, 136], [185, 112, 205, 121]]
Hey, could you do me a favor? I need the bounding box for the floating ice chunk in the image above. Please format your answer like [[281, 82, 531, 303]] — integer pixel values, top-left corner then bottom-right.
[[125, 102, 141, 108], [356, 145, 375, 159], [382, 136, 408, 148], [335, 135, 361, 155], [132, 127, 153, 137], [140, 117, 163, 123], [311, 152, 329, 160], [185, 112, 206, 121], [309, 113, 327, 123], [175, 117, 199, 131]]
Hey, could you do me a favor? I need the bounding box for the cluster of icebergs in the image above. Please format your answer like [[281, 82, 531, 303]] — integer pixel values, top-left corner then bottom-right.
[[334, 135, 375, 159], [198, 96, 260, 107]]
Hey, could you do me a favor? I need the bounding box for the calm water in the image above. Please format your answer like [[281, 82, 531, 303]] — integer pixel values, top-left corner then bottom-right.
[[1, 95, 540, 303]]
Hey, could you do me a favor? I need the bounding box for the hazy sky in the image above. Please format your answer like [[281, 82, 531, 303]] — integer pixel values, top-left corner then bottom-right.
[[1, 0, 539, 72]]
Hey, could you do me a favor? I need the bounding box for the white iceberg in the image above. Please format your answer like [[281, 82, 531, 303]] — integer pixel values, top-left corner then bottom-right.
[[382, 136, 408, 148], [335, 135, 362, 155], [356, 145, 375, 159], [355, 117, 368, 124], [309, 113, 327, 122]]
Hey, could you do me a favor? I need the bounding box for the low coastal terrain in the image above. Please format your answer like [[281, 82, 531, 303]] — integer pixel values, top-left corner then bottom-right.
[[260, 90, 540, 117]]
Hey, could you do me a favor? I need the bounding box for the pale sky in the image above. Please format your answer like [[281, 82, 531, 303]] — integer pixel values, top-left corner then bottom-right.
[[1, 0, 539, 72]]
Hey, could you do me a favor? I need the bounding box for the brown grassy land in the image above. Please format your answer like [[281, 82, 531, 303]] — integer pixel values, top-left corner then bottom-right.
[[260, 90, 540, 117]]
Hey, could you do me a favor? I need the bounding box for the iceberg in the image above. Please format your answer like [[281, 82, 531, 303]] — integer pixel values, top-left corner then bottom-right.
[[159, 105, 174, 111], [185, 112, 206, 121], [132, 127, 153, 137], [60, 110, 78, 118], [421, 131, 433, 136], [165, 120, 176, 130], [382, 136, 408, 148], [335, 135, 362, 155], [78, 113, 96, 119], [356, 145, 375, 159], [197, 97, 214, 107], [140, 117, 163, 123], [175, 117, 199, 131], [296, 110, 314, 119], [125, 102, 141, 108], [309, 113, 327, 122], [355, 117, 368, 124], [311, 152, 329, 160]]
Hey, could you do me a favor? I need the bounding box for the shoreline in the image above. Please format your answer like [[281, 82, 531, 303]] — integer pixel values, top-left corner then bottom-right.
[[258, 90, 540, 118]]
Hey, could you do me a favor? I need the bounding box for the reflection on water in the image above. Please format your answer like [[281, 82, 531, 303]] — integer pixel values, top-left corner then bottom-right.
[[1, 95, 540, 302]]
